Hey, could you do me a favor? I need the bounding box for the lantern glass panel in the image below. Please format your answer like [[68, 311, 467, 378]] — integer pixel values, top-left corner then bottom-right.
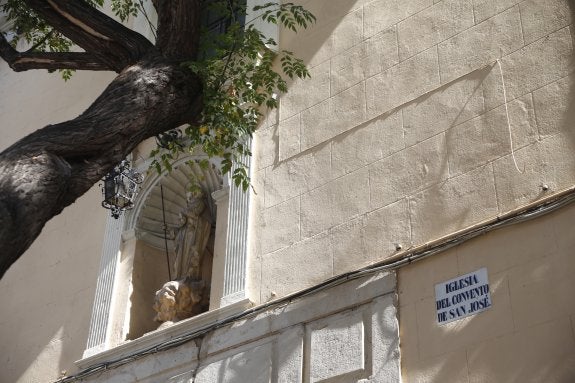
[[100, 160, 142, 218], [103, 176, 117, 202]]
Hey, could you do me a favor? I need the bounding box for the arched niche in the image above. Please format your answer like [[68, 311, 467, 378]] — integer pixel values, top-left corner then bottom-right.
[[84, 142, 254, 358], [123, 157, 224, 340]]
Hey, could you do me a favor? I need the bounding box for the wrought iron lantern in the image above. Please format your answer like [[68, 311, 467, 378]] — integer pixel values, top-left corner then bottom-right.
[[100, 160, 143, 219]]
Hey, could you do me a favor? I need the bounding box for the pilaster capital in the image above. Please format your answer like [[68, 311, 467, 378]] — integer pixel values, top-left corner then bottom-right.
[[212, 187, 230, 206]]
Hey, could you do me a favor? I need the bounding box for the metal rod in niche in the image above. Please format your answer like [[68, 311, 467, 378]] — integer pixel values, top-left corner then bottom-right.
[[160, 184, 172, 281]]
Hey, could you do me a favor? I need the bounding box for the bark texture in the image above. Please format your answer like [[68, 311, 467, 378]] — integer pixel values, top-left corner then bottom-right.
[[0, 0, 203, 278]]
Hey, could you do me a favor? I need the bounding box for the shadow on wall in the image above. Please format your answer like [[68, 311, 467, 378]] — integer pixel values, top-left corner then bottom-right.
[[0, 34, 119, 381], [400, 201, 575, 382], [0, 187, 106, 383], [264, 0, 364, 166]]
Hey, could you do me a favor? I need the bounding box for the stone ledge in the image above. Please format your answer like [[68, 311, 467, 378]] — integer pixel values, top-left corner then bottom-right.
[[76, 298, 253, 370]]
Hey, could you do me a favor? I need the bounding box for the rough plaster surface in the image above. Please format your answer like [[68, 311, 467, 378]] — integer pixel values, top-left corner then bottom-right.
[[308, 310, 366, 382]]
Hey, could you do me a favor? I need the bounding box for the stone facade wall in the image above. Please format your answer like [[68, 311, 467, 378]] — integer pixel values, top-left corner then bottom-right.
[[251, 0, 575, 303]]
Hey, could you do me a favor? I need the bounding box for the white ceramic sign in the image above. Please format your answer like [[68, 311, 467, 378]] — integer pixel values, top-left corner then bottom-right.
[[435, 267, 491, 324]]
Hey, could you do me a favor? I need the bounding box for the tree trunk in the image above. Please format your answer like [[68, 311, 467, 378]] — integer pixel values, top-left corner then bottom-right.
[[0, 52, 203, 278]]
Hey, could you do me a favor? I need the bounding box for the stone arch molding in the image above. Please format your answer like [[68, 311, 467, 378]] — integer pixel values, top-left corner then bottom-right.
[[84, 147, 253, 358], [125, 155, 222, 249]]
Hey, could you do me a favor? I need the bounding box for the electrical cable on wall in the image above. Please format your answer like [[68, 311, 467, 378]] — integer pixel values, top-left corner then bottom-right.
[[160, 184, 172, 281], [55, 186, 575, 383]]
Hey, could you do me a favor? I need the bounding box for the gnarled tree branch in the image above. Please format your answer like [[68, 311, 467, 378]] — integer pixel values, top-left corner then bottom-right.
[[0, 53, 203, 278], [0, 34, 110, 71], [152, 0, 202, 58], [23, 0, 154, 71], [0, 0, 210, 279]]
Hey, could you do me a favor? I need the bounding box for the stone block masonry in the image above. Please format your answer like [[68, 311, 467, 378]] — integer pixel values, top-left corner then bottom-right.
[[253, 0, 575, 305]]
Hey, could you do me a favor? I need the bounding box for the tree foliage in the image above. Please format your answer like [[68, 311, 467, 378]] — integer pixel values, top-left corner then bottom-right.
[[1, 0, 315, 190]]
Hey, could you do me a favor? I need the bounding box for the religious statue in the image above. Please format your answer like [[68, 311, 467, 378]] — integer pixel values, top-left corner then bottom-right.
[[172, 190, 211, 280], [153, 189, 213, 324]]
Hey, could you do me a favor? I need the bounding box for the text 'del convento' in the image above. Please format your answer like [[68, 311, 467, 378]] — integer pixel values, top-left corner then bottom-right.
[[435, 267, 492, 325]]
